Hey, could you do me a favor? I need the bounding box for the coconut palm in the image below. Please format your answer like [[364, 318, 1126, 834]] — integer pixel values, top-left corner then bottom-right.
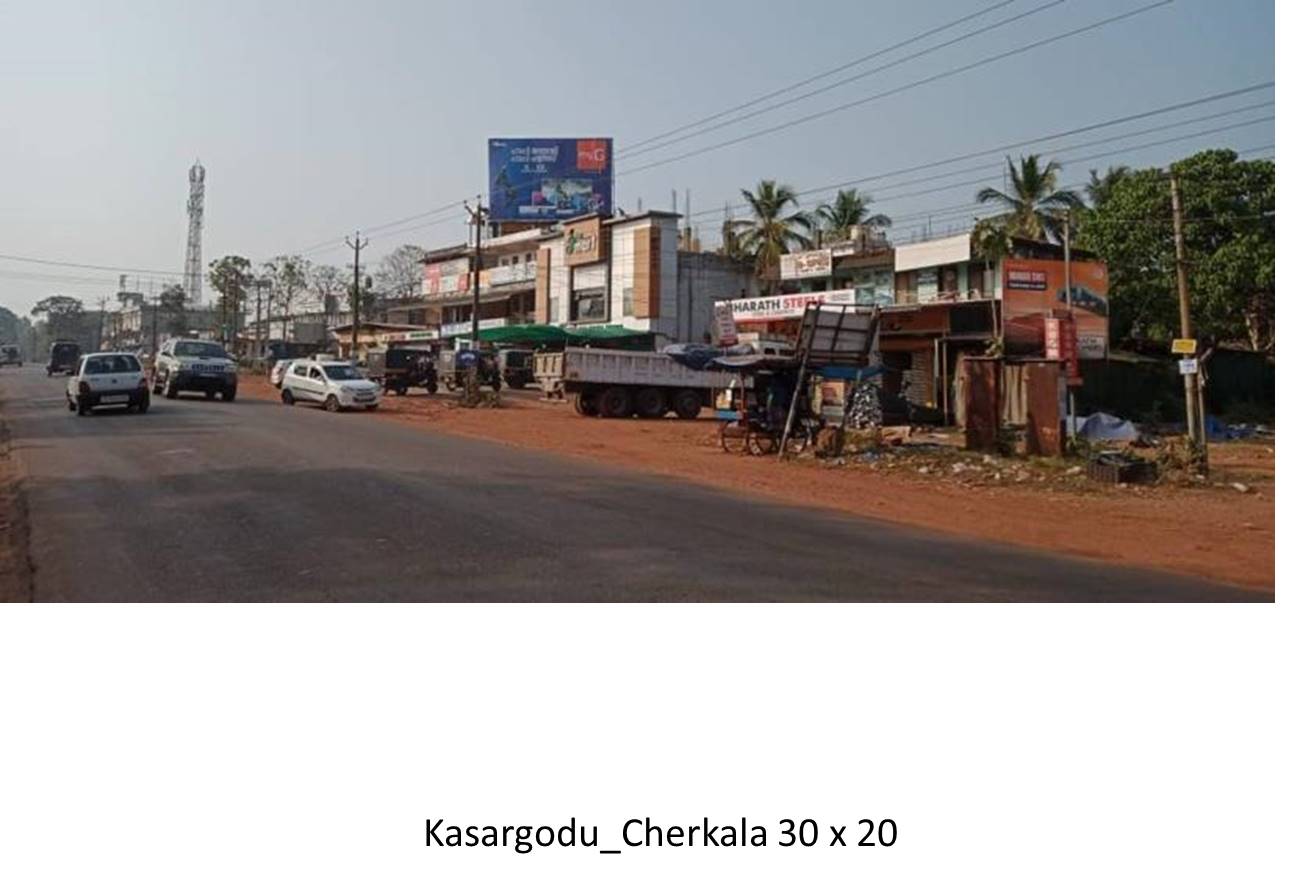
[[815, 188, 891, 243], [976, 155, 1083, 243], [730, 180, 815, 288], [1085, 165, 1131, 208]]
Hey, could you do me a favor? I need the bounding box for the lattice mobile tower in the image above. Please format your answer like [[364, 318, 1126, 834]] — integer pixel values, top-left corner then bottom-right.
[[184, 161, 205, 305]]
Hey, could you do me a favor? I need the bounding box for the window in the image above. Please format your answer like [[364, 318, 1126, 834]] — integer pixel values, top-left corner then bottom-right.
[[293, 365, 309, 377], [86, 355, 140, 374], [323, 365, 363, 381], [622, 286, 635, 317], [309, 368, 323, 381], [571, 288, 607, 322]]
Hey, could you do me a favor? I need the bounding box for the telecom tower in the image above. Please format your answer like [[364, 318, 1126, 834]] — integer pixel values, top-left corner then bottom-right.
[[184, 160, 205, 305]]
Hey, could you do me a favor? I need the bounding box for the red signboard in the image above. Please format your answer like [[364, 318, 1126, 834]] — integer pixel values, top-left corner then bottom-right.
[[1044, 317, 1082, 386]]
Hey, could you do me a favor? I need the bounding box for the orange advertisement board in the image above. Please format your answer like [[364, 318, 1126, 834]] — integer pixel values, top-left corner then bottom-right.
[[1003, 258, 1109, 359]]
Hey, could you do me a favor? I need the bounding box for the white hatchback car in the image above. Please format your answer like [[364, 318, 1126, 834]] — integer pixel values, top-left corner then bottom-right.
[[66, 352, 151, 415], [280, 360, 380, 412]]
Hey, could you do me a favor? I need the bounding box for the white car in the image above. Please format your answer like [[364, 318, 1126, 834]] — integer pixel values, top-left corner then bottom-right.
[[280, 360, 380, 412], [66, 352, 150, 415], [269, 359, 293, 388]]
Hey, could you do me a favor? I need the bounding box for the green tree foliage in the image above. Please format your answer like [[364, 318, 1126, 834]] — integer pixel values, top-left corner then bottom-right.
[[730, 180, 814, 292], [309, 264, 346, 316], [0, 306, 22, 345], [1078, 149, 1274, 351], [158, 285, 189, 336], [814, 189, 891, 243], [208, 254, 252, 342], [31, 295, 86, 342], [976, 155, 1083, 243]]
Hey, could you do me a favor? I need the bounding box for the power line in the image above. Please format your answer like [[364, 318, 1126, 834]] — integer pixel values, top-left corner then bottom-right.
[[684, 82, 1274, 223], [619, 0, 1066, 161], [0, 252, 182, 277], [619, 0, 1018, 154], [620, 0, 1177, 177]]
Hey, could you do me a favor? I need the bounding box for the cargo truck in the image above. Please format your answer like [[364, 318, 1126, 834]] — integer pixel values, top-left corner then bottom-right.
[[535, 348, 743, 419]]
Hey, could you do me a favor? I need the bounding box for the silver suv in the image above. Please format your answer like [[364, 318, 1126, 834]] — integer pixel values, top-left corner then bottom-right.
[[152, 338, 238, 401]]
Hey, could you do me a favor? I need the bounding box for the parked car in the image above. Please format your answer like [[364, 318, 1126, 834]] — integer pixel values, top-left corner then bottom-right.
[[47, 340, 81, 376], [0, 344, 21, 367], [152, 338, 238, 401], [279, 360, 380, 412], [65, 352, 150, 415], [270, 358, 294, 389]]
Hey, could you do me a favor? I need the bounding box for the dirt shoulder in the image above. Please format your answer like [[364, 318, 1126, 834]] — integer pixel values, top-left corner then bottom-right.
[[0, 390, 35, 601], [244, 375, 1274, 592]]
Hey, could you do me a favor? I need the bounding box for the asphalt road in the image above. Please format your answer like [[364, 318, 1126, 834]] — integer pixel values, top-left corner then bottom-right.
[[0, 364, 1260, 601]]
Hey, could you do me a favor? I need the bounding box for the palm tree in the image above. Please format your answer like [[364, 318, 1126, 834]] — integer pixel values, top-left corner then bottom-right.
[[976, 155, 1082, 243], [730, 180, 814, 290], [815, 188, 891, 243], [1085, 165, 1130, 208]]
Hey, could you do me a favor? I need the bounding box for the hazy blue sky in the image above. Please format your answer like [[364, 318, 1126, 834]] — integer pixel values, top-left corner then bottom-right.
[[0, 0, 1274, 315]]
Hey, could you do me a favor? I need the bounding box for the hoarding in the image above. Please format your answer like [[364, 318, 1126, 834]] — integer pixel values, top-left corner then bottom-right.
[[779, 249, 832, 280], [728, 289, 858, 324], [1003, 258, 1109, 359], [563, 217, 605, 266], [489, 138, 613, 222]]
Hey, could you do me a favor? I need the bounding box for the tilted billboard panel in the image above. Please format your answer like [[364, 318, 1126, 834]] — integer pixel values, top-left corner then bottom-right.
[[489, 138, 613, 222]]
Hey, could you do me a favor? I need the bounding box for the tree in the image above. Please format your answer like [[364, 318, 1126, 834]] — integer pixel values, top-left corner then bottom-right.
[[263, 255, 310, 339], [0, 306, 21, 345], [1085, 165, 1131, 208], [729, 180, 814, 292], [976, 155, 1083, 243], [815, 189, 891, 243], [1077, 149, 1274, 351], [158, 285, 189, 336], [374, 245, 426, 303], [31, 295, 85, 343], [309, 264, 346, 318], [208, 254, 252, 344]]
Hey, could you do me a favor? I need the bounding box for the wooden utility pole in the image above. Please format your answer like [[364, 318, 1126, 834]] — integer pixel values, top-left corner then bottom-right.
[[1170, 173, 1207, 472], [1063, 213, 1075, 440], [346, 232, 368, 361]]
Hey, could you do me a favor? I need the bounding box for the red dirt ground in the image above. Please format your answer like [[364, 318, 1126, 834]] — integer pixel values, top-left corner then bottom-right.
[[246, 376, 1274, 591]]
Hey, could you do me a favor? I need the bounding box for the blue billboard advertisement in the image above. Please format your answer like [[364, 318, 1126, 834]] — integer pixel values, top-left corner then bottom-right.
[[488, 138, 613, 222]]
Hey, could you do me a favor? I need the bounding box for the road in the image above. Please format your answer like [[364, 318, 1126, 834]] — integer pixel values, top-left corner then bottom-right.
[[0, 365, 1261, 601]]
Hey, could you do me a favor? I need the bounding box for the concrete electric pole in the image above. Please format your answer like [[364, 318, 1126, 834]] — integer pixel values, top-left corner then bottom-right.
[[346, 232, 368, 361], [1170, 172, 1207, 473], [465, 198, 487, 346]]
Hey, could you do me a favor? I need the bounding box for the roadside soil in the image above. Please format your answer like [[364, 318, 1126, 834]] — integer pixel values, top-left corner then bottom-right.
[[0, 391, 34, 601], [247, 375, 1273, 591]]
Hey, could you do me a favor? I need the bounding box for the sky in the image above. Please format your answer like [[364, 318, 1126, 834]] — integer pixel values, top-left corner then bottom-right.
[[0, 0, 1275, 317]]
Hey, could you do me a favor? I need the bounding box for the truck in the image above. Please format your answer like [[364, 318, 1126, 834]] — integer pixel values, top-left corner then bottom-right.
[[535, 348, 743, 420]]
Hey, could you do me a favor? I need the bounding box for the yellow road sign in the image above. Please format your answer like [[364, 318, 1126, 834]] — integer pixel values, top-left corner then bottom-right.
[[1171, 338, 1197, 355]]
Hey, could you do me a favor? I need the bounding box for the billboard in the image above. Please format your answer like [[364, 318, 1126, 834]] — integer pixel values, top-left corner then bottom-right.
[[779, 249, 832, 280], [1003, 258, 1109, 359], [489, 138, 613, 222]]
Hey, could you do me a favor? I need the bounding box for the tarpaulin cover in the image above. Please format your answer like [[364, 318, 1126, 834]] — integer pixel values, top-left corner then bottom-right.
[[1069, 412, 1141, 442]]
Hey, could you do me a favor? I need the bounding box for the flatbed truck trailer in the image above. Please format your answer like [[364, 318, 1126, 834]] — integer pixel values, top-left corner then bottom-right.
[[535, 347, 744, 419]]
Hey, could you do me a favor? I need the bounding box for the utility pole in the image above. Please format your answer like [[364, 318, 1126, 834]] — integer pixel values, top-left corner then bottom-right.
[[465, 198, 486, 346], [254, 278, 265, 361], [96, 296, 108, 350], [346, 232, 368, 361], [1063, 213, 1075, 439], [1170, 173, 1207, 473]]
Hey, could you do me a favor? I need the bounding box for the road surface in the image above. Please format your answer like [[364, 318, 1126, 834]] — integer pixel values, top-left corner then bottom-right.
[[0, 365, 1260, 601]]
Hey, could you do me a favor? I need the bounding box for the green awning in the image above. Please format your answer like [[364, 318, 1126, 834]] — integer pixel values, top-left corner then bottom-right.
[[477, 325, 570, 345]]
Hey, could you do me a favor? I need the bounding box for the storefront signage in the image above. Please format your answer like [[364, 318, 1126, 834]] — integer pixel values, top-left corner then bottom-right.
[[728, 289, 857, 324], [564, 218, 604, 266], [1044, 317, 1081, 383], [779, 249, 833, 280], [713, 301, 738, 346]]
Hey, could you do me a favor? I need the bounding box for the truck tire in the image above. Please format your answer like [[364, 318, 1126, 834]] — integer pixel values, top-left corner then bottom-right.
[[506, 376, 527, 390], [573, 390, 599, 417], [598, 386, 633, 419], [635, 387, 668, 419], [671, 389, 703, 420]]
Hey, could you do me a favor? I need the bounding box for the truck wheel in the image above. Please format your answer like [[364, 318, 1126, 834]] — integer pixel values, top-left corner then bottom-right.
[[572, 391, 598, 417], [598, 386, 633, 419], [672, 389, 703, 420], [635, 387, 668, 419]]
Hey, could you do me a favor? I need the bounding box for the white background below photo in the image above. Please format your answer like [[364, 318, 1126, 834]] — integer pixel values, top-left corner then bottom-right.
[[0, 605, 1289, 882]]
